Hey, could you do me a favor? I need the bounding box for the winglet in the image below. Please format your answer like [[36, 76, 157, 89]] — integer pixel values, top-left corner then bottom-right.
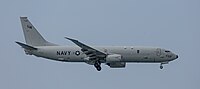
[[15, 41, 37, 50]]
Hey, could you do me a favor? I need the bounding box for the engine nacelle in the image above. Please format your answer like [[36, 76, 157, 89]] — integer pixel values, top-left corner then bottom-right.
[[106, 54, 122, 63], [107, 62, 126, 68], [106, 54, 126, 68]]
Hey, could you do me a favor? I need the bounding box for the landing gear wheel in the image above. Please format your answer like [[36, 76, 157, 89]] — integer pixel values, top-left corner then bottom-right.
[[94, 61, 101, 71], [94, 63, 99, 68], [96, 66, 101, 71], [160, 65, 163, 69], [159, 62, 169, 69]]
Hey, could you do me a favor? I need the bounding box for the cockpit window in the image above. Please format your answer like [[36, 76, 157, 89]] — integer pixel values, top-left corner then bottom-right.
[[165, 50, 170, 53]]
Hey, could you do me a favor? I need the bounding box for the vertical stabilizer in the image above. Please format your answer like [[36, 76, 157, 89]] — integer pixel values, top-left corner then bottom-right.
[[20, 17, 57, 46]]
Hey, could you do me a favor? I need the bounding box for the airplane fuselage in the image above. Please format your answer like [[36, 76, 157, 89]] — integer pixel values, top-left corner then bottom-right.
[[30, 46, 177, 63]]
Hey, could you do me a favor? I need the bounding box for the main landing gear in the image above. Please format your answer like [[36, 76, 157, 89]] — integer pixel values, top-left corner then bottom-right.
[[94, 61, 101, 71]]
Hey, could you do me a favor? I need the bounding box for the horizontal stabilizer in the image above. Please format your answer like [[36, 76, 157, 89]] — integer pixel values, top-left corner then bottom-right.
[[15, 41, 37, 50]]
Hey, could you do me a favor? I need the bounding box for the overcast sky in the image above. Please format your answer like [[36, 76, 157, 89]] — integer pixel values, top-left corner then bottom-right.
[[0, 0, 199, 89]]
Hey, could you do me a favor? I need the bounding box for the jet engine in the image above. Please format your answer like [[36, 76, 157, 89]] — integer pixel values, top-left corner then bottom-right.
[[106, 54, 122, 62], [106, 54, 126, 68], [107, 62, 126, 68]]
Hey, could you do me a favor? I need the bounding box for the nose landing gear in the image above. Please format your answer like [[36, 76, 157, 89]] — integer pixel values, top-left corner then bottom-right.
[[160, 65, 163, 69], [160, 62, 169, 69]]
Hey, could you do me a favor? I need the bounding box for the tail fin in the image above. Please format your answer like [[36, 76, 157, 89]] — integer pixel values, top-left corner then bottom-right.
[[20, 17, 57, 46]]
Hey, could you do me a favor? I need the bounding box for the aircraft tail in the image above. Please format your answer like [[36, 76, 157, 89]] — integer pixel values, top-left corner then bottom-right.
[[20, 17, 57, 46]]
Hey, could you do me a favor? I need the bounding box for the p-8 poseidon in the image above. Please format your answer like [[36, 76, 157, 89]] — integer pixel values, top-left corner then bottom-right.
[[16, 17, 178, 71]]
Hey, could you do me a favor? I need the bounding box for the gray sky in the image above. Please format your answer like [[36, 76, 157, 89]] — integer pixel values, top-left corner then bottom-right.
[[0, 0, 199, 89]]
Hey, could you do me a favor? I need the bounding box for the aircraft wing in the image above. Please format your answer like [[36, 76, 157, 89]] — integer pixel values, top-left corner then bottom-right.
[[65, 37, 107, 60]]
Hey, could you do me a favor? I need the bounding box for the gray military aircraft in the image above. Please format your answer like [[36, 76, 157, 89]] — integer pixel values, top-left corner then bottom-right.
[[16, 17, 178, 71]]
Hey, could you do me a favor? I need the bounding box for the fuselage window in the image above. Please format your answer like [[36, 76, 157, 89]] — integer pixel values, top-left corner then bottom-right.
[[137, 50, 140, 54]]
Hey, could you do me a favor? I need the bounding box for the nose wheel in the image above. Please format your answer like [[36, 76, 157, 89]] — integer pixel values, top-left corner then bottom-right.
[[160, 62, 168, 69], [160, 65, 163, 69]]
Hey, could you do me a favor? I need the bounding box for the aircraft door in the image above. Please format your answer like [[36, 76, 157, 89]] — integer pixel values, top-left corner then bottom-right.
[[156, 48, 164, 59], [156, 48, 161, 56]]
